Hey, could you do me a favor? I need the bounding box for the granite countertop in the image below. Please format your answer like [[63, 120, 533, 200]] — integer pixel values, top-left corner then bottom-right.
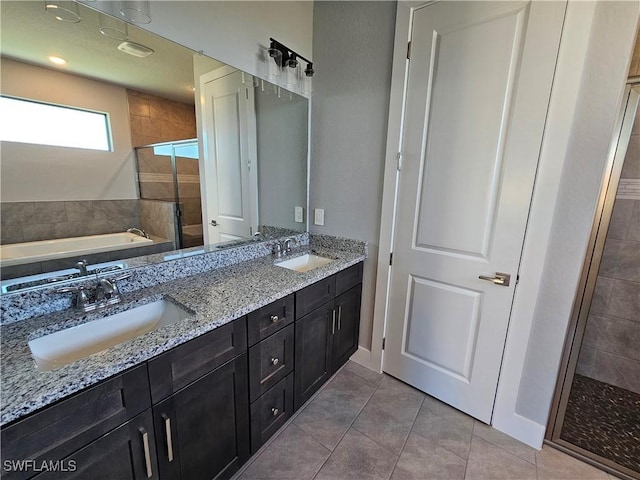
[[0, 245, 365, 426]]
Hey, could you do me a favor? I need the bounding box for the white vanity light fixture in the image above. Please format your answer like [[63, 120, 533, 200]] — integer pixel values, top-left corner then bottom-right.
[[44, 1, 81, 23]]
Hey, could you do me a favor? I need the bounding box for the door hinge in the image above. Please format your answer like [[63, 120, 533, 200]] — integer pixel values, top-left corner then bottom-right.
[[407, 41, 412, 60], [389, 253, 393, 266], [397, 152, 403, 171], [382, 338, 386, 350]]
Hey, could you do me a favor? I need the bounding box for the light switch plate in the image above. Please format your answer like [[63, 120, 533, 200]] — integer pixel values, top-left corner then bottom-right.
[[314, 208, 325, 226], [294, 206, 304, 223]]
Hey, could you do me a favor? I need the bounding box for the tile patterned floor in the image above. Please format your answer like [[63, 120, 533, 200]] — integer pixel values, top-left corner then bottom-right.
[[235, 361, 622, 480], [561, 374, 640, 474]]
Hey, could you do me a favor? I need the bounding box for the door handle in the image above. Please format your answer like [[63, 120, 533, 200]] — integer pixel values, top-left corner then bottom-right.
[[332, 309, 336, 335], [478, 272, 511, 286], [210, 220, 218, 227], [337, 306, 342, 331]]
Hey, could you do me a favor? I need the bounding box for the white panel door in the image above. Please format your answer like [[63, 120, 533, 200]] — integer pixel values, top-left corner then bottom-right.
[[384, 1, 565, 422], [203, 70, 257, 243]]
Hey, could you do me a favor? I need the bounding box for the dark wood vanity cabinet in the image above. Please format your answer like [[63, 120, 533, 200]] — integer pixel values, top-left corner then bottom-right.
[[294, 263, 363, 409], [0, 365, 152, 480], [1, 261, 363, 480]]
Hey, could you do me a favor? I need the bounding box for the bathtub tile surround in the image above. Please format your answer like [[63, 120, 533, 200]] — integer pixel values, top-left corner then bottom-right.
[[0, 200, 140, 245], [0, 233, 364, 425]]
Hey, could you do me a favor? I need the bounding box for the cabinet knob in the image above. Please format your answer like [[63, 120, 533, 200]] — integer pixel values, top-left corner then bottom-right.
[[270, 315, 279, 323], [271, 407, 279, 416], [271, 357, 279, 366]]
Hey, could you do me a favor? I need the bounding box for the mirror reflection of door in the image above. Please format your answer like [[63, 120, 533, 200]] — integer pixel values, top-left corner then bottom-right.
[[200, 69, 259, 244]]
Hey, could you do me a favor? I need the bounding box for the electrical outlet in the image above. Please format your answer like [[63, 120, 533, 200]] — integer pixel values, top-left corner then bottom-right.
[[314, 208, 325, 226], [294, 206, 304, 223]]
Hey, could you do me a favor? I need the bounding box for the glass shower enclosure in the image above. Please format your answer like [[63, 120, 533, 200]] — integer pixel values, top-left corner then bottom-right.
[[546, 84, 640, 480], [135, 139, 204, 249]]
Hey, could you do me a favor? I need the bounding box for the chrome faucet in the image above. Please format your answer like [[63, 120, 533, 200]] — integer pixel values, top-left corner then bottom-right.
[[75, 259, 88, 276], [272, 238, 297, 258], [283, 238, 297, 253], [127, 227, 150, 239], [55, 272, 133, 312]]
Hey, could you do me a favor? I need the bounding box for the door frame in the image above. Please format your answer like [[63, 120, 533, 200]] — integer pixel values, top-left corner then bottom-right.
[[368, 0, 637, 449]]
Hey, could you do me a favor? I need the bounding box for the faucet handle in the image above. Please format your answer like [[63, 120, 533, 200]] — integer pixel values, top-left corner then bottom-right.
[[54, 285, 90, 309], [284, 238, 297, 253]]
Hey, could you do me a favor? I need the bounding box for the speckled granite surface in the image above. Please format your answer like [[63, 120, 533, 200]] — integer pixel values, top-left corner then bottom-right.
[[0, 237, 365, 426], [1, 233, 309, 324]]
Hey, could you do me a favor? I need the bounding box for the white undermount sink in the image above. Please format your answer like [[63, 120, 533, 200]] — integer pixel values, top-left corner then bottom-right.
[[275, 253, 334, 273], [28, 300, 191, 371]]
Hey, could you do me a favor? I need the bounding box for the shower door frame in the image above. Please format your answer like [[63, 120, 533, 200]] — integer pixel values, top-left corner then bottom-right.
[[545, 82, 640, 480]]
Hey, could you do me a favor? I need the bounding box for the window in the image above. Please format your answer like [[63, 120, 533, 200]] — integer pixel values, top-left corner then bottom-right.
[[0, 96, 112, 151]]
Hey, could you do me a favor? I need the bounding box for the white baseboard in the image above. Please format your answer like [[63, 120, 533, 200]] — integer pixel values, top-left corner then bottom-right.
[[349, 346, 372, 369]]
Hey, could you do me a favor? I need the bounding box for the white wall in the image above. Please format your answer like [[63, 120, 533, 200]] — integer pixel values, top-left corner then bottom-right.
[[0, 58, 137, 202], [514, 0, 640, 427], [310, 1, 396, 350], [85, 1, 313, 95]]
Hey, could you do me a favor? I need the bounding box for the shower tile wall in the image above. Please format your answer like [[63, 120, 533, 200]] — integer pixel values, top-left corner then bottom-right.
[[0, 200, 140, 245], [176, 155, 202, 226], [576, 107, 640, 395], [139, 199, 177, 249], [127, 90, 196, 148]]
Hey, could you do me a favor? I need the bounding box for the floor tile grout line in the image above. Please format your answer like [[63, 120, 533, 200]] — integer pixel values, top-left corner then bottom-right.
[[233, 363, 358, 480], [471, 421, 538, 467], [387, 395, 427, 480], [310, 373, 385, 480]]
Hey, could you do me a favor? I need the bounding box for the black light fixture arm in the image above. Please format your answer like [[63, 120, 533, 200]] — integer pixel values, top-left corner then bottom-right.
[[269, 38, 314, 76]]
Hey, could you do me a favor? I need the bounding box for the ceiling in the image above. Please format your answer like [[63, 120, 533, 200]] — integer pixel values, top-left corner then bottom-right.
[[0, 1, 224, 104]]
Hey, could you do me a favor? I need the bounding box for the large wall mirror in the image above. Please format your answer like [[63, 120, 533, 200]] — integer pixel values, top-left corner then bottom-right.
[[0, 1, 309, 292]]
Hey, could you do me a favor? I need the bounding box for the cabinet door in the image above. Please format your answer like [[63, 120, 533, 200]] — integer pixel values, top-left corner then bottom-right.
[[32, 410, 159, 480], [332, 285, 362, 373], [294, 300, 334, 410], [153, 354, 250, 480]]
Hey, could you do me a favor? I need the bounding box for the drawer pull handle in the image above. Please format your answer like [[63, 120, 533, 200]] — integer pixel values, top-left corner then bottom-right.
[[338, 305, 342, 331], [271, 407, 279, 416], [271, 357, 279, 366], [140, 428, 153, 478], [162, 414, 174, 463], [270, 315, 279, 323], [332, 309, 336, 335]]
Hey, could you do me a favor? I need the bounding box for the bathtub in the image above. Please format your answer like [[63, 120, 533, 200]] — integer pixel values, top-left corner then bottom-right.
[[0, 232, 154, 267]]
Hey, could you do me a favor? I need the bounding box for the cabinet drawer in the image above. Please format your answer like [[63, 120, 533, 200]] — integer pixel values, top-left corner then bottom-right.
[[295, 275, 336, 319], [250, 373, 294, 453], [247, 294, 294, 347], [336, 262, 363, 296], [248, 324, 294, 402], [1, 365, 150, 480], [148, 317, 247, 404]]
